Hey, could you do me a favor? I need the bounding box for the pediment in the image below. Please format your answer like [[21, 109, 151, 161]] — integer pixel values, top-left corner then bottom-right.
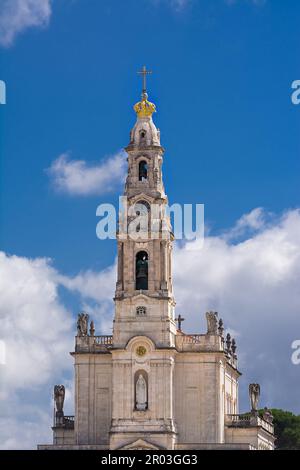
[[132, 293, 150, 302], [119, 438, 161, 450], [129, 193, 153, 206]]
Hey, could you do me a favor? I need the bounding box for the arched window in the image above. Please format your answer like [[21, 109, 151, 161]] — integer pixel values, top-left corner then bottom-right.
[[136, 251, 148, 290], [139, 160, 148, 181], [134, 370, 148, 411]]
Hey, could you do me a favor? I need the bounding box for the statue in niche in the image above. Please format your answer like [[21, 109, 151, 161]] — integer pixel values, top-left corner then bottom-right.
[[206, 311, 218, 334], [249, 383, 260, 415], [135, 374, 147, 411], [77, 313, 89, 336]]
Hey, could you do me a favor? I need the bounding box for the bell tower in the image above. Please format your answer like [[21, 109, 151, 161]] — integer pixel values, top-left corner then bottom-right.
[[113, 67, 177, 348]]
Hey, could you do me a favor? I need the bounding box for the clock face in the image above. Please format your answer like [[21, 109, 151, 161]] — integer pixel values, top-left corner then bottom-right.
[[136, 345, 147, 357]]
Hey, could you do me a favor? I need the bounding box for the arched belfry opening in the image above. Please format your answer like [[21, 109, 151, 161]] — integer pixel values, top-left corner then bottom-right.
[[136, 251, 148, 290], [139, 129, 146, 141], [139, 160, 148, 181]]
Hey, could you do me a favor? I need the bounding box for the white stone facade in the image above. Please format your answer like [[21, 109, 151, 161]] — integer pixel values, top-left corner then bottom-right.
[[38, 88, 275, 451]]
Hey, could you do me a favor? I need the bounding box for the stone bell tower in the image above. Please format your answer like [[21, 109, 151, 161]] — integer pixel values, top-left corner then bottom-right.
[[113, 71, 177, 349], [39, 69, 275, 451], [109, 68, 178, 449]]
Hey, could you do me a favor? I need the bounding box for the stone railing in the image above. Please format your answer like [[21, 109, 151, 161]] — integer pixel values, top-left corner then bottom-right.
[[54, 415, 75, 429], [226, 414, 274, 435], [175, 333, 225, 354], [94, 335, 113, 345], [63, 415, 75, 429], [226, 413, 251, 427], [75, 334, 113, 353], [257, 416, 274, 434], [182, 334, 203, 344]]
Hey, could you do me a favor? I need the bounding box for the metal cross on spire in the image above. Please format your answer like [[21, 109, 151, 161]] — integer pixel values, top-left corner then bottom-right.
[[137, 65, 152, 94]]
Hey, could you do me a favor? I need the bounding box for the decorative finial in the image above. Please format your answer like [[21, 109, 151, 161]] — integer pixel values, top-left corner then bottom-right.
[[218, 318, 224, 337], [231, 338, 237, 355], [226, 333, 232, 353], [263, 407, 273, 423], [89, 320, 95, 337], [134, 66, 156, 118]]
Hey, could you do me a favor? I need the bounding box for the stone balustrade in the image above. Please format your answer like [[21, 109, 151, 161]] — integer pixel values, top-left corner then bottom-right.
[[175, 333, 238, 370], [94, 335, 113, 345], [226, 413, 274, 435], [75, 334, 113, 353]]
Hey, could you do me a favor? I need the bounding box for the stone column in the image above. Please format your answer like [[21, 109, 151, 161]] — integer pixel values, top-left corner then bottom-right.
[[160, 241, 168, 290], [117, 242, 123, 290]]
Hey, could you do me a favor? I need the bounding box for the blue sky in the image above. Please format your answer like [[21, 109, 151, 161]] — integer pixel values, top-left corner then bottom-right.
[[1, 0, 299, 273], [0, 0, 300, 449]]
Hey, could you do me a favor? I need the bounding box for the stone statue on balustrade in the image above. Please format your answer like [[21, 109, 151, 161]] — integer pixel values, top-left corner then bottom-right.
[[249, 383, 260, 416], [206, 311, 218, 335], [77, 312, 89, 336], [54, 384, 65, 426]]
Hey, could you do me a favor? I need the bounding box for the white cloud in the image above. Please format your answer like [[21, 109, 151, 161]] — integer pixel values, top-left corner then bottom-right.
[[0, 251, 115, 449], [0, 251, 74, 449], [0, 0, 52, 47], [47, 151, 127, 196], [222, 207, 271, 241], [58, 262, 117, 334], [0, 252, 73, 390]]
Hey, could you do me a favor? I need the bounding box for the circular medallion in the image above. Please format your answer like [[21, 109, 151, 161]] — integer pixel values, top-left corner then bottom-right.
[[136, 345, 147, 357]]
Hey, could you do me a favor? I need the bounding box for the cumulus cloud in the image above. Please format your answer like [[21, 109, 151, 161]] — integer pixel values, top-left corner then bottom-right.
[[222, 207, 271, 241], [0, 0, 52, 47], [58, 262, 117, 334], [0, 251, 116, 448], [0, 252, 73, 390], [47, 151, 126, 196]]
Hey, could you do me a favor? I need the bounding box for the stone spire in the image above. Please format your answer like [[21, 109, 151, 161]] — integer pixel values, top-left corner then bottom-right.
[[113, 70, 176, 348]]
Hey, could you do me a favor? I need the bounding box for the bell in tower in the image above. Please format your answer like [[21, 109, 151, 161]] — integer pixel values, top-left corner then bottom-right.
[[135, 251, 148, 290]]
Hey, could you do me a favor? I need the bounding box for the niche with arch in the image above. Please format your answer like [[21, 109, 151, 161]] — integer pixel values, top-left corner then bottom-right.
[[134, 370, 148, 411]]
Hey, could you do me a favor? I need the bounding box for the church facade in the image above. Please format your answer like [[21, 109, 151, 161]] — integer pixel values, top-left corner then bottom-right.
[[39, 77, 275, 451]]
